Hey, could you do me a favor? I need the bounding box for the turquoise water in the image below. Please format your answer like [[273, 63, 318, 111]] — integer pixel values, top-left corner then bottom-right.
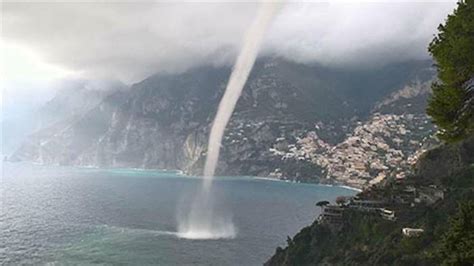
[[0, 162, 356, 265]]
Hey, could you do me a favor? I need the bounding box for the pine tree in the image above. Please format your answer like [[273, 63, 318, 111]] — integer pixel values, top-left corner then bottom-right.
[[427, 0, 474, 142], [438, 201, 474, 265]]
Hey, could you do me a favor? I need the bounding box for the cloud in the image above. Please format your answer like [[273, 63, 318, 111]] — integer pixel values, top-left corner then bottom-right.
[[265, 2, 457, 68], [2, 1, 457, 83]]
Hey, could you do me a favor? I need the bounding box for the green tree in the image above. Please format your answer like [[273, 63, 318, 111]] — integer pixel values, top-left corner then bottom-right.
[[438, 201, 474, 265], [427, 0, 474, 142], [316, 200, 330, 211]]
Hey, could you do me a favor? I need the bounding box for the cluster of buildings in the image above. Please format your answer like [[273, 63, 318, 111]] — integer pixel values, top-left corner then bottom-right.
[[317, 197, 396, 231], [223, 121, 255, 145], [317, 183, 444, 235], [269, 113, 437, 189]]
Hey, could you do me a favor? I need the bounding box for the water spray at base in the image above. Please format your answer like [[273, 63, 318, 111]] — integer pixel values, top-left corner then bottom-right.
[[177, 2, 281, 240]]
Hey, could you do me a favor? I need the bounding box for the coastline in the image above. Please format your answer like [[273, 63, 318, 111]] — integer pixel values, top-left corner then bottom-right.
[[4, 160, 364, 192]]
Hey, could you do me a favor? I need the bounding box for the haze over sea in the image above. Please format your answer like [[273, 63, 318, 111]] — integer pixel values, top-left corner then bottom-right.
[[0, 162, 356, 265]]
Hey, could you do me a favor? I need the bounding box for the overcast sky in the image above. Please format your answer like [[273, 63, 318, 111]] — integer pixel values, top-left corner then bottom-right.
[[2, 1, 457, 84]]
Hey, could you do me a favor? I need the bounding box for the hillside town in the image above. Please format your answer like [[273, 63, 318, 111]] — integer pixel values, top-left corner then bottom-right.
[[268, 113, 438, 189]]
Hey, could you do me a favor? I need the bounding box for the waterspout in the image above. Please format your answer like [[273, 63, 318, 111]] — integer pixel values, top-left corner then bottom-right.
[[177, 1, 281, 240]]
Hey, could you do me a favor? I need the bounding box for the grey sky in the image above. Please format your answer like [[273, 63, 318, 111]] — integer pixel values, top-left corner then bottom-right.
[[3, 1, 457, 83]]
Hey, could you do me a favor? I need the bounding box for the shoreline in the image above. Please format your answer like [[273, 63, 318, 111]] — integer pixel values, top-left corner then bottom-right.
[[4, 160, 363, 192], [249, 176, 363, 192], [317, 183, 363, 192]]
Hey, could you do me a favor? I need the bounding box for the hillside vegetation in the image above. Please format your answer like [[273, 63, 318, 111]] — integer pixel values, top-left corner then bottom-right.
[[265, 137, 474, 265]]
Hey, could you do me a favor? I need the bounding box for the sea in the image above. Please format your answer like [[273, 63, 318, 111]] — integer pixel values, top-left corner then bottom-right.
[[0, 162, 356, 265]]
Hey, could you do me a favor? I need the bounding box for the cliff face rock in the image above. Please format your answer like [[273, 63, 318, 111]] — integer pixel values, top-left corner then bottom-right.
[[1, 79, 124, 155], [38, 79, 127, 125], [11, 58, 437, 185], [415, 136, 474, 181]]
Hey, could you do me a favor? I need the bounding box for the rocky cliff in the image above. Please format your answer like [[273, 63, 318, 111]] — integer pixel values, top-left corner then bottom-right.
[[11, 58, 437, 187], [1, 79, 124, 155]]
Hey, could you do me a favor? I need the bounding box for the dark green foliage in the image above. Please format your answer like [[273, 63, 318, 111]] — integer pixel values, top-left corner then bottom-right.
[[316, 201, 330, 208], [265, 137, 474, 266], [437, 201, 474, 265], [427, 0, 474, 142], [266, 179, 474, 265]]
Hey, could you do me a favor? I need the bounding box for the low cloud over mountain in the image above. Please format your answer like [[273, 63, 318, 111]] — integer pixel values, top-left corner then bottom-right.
[[3, 1, 456, 82]]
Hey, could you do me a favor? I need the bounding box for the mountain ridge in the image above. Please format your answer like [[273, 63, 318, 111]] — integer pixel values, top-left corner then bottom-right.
[[10, 57, 437, 188]]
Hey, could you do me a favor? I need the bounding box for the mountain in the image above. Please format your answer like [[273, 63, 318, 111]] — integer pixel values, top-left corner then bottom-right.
[[10, 58, 436, 187], [1, 79, 125, 156], [38, 79, 127, 126]]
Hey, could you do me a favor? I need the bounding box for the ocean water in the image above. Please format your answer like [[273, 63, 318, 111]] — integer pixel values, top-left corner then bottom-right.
[[0, 162, 356, 265]]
